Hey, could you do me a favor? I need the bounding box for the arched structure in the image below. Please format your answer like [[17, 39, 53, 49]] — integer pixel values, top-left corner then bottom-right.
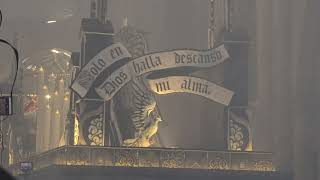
[[21, 48, 72, 153]]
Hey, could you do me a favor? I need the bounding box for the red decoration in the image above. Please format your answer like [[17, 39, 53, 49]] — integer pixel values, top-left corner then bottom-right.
[[24, 96, 38, 113]]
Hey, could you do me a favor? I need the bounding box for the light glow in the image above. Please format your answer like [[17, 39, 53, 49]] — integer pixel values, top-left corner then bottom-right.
[[47, 20, 57, 24], [63, 52, 71, 57], [45, 94, 51, 99], [51, 49, 60, 54], [31, 66, 37, 71], [74, 115, 79, 145]]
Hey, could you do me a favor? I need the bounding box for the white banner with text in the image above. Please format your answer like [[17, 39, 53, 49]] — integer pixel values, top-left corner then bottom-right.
[[95, 44, 230, 102]]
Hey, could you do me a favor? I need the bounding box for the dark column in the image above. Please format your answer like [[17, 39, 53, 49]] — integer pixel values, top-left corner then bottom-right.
[[78, 18, 114, 146]]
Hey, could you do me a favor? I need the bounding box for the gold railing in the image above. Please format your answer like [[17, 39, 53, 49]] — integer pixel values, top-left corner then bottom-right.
[[12, 146, 275, 173]]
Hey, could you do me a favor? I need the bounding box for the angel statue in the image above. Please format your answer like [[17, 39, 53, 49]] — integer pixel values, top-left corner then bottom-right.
[[111, 77, 163, 147], [111, 22, 163, 148]]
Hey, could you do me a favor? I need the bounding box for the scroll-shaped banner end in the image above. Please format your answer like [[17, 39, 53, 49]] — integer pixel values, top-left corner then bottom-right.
[[71, 43, 132, 98], [71, 82, 88, 98], [148, 76, 234, 106], [95, 65, 133, 101]]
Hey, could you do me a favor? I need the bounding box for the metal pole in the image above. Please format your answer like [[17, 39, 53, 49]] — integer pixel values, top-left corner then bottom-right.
[[226, 0, 233, 33], [90, 0, 98, 18], [208, 0, 216, 48], [97, 0, 108, 24], [0, 116, 3, 166]]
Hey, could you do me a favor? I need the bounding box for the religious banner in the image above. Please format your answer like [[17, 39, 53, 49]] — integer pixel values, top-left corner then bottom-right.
[[95, 44, 230, 102], [130, 44, 229, 76], [71, 43, 132, 98], [148, 76, 234, 106], [95, 65, 132, 101], [69, 38, 233, 147]]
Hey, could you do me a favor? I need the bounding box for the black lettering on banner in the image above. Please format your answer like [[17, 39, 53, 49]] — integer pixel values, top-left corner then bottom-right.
[[141, 58, 147, 70], [111, 80, 119, 88], [175, 52, 180, 64], [98, 59, 106, 67], [204, 54, 211, 63], [210, 53, 216, 62], [192, 81, 202, 93], [187, 78, 192, 90], [100, 71, 129, 96], [110, 46, 124, 59], [155, 81, 170, 92], [132, 61, 141, 74], [115, 76, 123, 84], [155, 56, 162, 66], [181, 54, 185, 63], [144, 56, 152, 69], [202, 84, 210, 94], [132, 55, 162, 75], [180, 79, 192, 90], [110, 49, 116, 59], [198, 55, 203, 63], [90, 67, 99, 75], [216, 51, 222, 60], [101, 82, 116, 96], [150, 78, 232, 106], [120, 71, 128, 80], [193, 55, 197, 63], [187, 54, 192, 63], [181, 80, 188, 89], [149, 56, 156, 67], [115, 46, 123, 56], [181, 78, 211, 95], [89, 59, 106, 76]]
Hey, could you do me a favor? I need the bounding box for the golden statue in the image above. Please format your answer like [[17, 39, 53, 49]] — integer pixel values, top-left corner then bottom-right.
[[112, 24, 163, 148], [123, 117, 162, 147], [112, 77, 163, 148]]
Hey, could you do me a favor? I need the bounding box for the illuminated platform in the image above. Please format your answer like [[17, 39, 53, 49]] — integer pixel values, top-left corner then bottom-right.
[[11, 146, 292, 180], [12, 146, 275, 172]]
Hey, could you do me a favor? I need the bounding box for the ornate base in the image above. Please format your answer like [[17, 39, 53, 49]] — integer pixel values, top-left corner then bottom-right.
[[11, 146, 284, 179], [17, 165, 290, 180]]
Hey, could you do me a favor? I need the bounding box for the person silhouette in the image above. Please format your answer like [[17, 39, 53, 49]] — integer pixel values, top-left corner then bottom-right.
[[0, 167, 15, 180]]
